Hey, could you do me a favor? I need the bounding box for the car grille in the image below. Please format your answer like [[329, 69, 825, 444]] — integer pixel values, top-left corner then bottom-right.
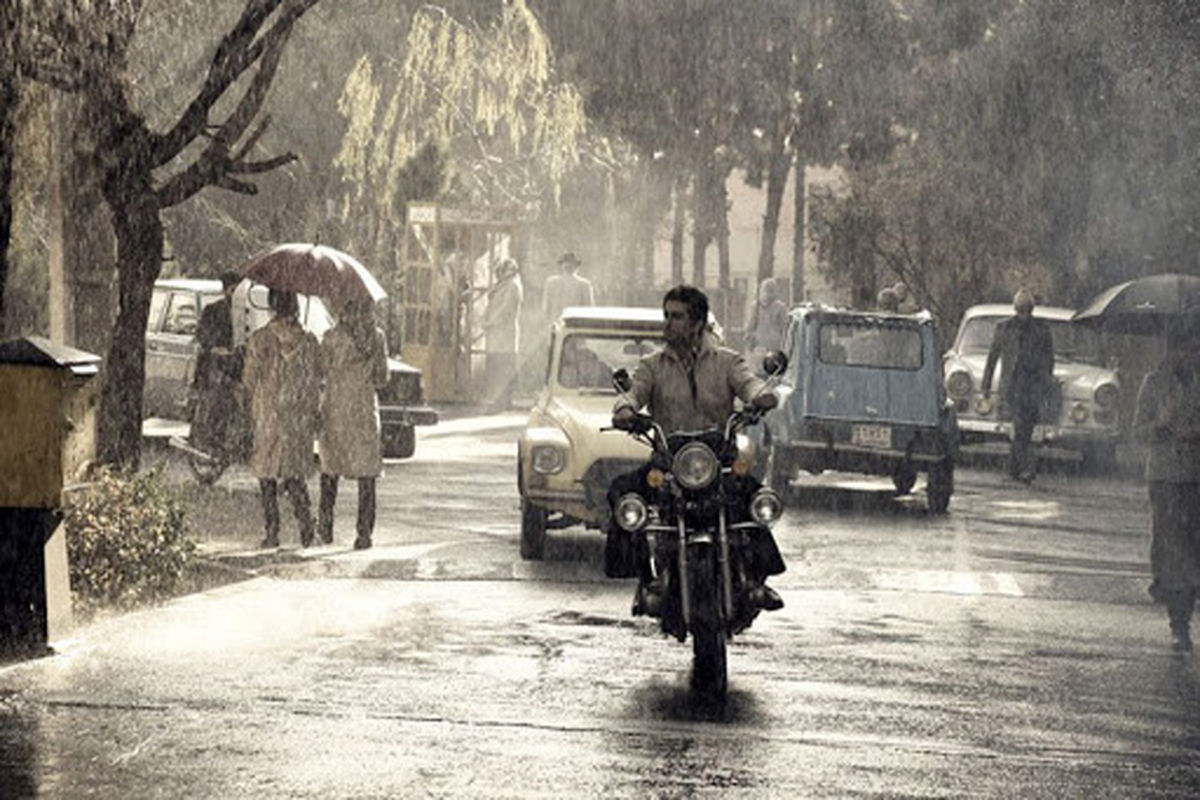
[[582, 458, 649, 510], [379, 371, 422, 404]]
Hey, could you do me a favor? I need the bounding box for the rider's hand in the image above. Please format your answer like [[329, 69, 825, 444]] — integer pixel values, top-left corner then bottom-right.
[[752, 391, 778, 411], [612, 406, 637, 429]]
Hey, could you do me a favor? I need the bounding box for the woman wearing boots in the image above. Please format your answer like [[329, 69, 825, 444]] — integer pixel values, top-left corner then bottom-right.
[[243, 289, 321, 548], [317, 299, 389, 550], [1133, 322, 1200, 652]]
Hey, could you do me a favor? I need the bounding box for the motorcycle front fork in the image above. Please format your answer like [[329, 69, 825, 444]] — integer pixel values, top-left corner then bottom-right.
[[662, 507, 736, 630]]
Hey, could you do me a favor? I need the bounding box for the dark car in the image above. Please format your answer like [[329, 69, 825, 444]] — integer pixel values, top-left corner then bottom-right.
[[145, 278, 436, 457]]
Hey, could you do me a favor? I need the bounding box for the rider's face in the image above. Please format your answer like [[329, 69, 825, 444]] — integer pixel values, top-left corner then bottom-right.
[[664, 300, 702, 349]]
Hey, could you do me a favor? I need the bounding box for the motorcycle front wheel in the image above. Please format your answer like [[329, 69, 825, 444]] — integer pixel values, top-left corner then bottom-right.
[[688, 545, 728, 699]]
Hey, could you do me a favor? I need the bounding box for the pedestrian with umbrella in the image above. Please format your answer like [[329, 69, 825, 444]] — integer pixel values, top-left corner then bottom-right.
[[1077, 273, 1200, 652], [242, 288, 321, 548], [317, 297, 389, 550]]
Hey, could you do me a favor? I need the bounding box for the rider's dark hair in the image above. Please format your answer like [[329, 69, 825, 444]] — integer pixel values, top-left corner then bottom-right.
[[663, 284, 708, 325]]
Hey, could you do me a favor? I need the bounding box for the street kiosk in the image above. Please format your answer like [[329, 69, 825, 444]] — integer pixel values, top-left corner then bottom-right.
[[0, 336, 100, 658]]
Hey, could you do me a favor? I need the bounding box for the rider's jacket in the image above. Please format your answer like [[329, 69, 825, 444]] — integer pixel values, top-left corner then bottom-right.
[[614, 332, 766, 434]]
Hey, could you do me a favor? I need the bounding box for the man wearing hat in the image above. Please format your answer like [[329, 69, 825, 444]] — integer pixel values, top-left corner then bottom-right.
[[542, 250, 595, 324], [981, 288, 1055, 483]]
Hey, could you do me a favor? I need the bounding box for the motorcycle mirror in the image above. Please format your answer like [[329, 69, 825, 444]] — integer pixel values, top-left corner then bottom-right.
[[762, 350, 789, 377], [612, 368, 633, 394]]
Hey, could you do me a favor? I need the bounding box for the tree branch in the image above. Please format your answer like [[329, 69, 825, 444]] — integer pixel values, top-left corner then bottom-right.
[[150, 0, 319, 167]]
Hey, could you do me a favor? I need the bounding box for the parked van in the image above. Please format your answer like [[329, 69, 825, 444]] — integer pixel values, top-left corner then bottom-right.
[[760, 303, 958, 512]]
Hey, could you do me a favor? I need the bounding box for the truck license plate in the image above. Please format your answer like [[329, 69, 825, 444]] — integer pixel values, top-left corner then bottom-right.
[[851, 424, 892, 449]]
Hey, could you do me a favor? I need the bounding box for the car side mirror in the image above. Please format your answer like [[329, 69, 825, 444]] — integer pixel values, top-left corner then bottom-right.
[[762, 350, 789, 377], [612, 368, 633, 394]]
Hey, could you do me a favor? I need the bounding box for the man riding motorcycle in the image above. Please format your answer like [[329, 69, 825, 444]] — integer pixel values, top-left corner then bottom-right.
[[609, 284, 786, 616]]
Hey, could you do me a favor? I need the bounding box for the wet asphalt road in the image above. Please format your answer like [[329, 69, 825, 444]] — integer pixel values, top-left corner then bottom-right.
[[2, 417, 1199, 798]]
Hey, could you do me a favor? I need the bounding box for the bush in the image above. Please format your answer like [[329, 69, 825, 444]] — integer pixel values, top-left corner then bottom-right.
[[65, 468, 197, 613]]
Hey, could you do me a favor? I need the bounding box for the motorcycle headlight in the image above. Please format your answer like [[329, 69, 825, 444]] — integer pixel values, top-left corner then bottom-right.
[[614, 493, 649, 531], [749, 489, 784, 526], [672, 442, 720, 490], [531, 445, 566, 475]]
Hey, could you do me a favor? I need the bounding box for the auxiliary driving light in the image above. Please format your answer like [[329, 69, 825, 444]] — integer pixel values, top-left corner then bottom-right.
[[614, 493, 649, 531], [976, 395, 994, 415], [749, 489, 784, 526]]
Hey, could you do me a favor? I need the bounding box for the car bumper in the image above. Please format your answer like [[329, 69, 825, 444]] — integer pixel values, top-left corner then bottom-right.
[[957, 417, 1119, 446], [380, 405, 439, 427], [774, 419, 954, 475]]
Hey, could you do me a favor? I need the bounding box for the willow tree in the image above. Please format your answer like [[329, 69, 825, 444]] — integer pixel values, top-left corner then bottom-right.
[[335, 0, 588, 265], [19, 0, 320, 467]]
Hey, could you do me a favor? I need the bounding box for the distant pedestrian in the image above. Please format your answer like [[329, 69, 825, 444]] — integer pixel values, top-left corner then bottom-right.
[[876, 286, 900, 313], [483, 258, 523, 411], [745, 277, 789, 356], [892, 282, 919, 313], [318, 298, 389, 550], [243, 288, 321, 548], [542, 250, 595, 323], [1132, 321, 1200, 652], [191, 271, 245, 460], [981, 289, 1055, 483]]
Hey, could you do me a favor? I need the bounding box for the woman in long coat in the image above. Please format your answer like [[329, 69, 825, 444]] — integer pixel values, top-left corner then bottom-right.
[[1132, 323, 1200, 652], [242, 289, 321, 548], [317, 300, 389, 550]]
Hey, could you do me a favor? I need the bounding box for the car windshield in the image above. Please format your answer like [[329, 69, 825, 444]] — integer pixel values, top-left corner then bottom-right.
[[958, 315, 1103, 365], [558, 332, 664, 392], [817, 322, 923, 370]]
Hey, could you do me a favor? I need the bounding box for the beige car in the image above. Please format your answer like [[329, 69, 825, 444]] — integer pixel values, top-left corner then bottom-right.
[[516, 306, 666, 559]]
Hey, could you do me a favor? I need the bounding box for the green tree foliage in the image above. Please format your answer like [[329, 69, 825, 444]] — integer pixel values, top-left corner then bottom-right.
[[809, 0, 1200, 334], [335, 0, 587, 230]]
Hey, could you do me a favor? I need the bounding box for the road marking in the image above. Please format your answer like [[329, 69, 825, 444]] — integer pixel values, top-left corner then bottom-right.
[[874, 569, 1025, 597]]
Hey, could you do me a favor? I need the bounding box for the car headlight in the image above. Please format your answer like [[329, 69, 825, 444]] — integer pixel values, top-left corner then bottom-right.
[[749, 489, 784, 526], [946, 369, 972, 398], [672, 442, 720, 490], [1094, 383, 1119, 408], [614, 493, 649, 531], [531, 445, 566, 475]]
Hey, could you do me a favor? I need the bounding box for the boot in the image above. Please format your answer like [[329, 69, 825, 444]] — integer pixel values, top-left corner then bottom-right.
[[283, 477, 315, 548], [318, 474, 338, 545], [632, 572, 667, 617], [354, 478, 375, 550], [259, 479, 280, 548]]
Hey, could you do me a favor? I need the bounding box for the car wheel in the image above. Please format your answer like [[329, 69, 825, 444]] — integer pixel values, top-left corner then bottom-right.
[[382, 424, 416, 459], [187, 453, 226, 486], [892, 465, 917, 495], [520, 498, 547, 560], [927, 460, 954, 514]]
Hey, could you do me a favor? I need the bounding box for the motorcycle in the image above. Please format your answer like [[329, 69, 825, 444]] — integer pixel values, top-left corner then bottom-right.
[[608, 353, 788, 698]]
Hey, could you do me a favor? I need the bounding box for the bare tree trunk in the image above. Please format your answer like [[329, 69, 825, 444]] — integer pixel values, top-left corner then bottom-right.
[[671, 176, 685, 285], [791, 155, 806, 304], [757, 146, 790, 286], [0, 5, 17, 339]]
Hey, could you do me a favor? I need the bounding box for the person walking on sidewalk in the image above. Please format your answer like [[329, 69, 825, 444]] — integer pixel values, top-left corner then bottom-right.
[[981, 288, 1055, 483], [1132, 321, 1200, 652], [542, 250, 595, 324], [243, 288, 321, 548], [482, 258, 523, 412], [317, 298, 389, 550]]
